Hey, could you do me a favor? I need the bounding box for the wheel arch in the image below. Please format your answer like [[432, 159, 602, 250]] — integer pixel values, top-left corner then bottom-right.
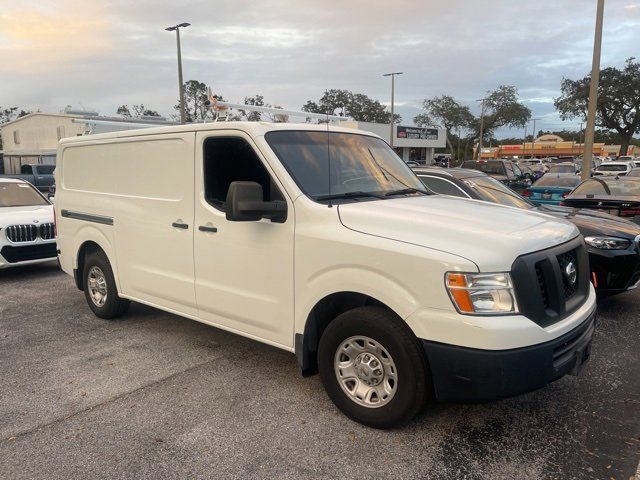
[[295, 291, 400, 377], [74, 239, 117, 291]]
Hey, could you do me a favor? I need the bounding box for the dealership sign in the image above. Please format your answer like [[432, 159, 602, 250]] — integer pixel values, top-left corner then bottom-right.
[[396, 126, 438, 140]]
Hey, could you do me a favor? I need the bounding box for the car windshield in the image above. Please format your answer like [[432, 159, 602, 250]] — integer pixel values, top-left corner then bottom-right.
[[0, 182, 49, 207], [264, 131, 426, 201], [572, 178, 640, 196], [597, 164, 627, 171], [461, 161, 505, 175], [548, 165, 575, 174], [533, 175, 581, 188], [459, 175, 532, 209]]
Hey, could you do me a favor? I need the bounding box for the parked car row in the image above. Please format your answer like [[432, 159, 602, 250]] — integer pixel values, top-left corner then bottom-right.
[[413, 167, 640, 296]]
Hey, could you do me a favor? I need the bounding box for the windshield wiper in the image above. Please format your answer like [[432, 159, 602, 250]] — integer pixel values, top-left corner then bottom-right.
[[383, 187, 430, 197], [316, 191, 385, 201]]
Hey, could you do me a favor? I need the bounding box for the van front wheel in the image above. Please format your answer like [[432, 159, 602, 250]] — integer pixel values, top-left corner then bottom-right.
[[83, 250, 130, 319], [318, 306, 431, 429]]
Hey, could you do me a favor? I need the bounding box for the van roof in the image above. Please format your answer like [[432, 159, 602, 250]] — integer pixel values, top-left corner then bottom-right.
[[58, 121, 381, 145]]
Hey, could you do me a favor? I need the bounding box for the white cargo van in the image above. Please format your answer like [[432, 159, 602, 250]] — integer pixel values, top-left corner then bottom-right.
[[55, 122, 597, 428]]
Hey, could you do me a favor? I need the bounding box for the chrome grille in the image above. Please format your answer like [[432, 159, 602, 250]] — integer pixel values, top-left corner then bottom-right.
[[5, 224, 38, 243], [39, 223, 55, 240]]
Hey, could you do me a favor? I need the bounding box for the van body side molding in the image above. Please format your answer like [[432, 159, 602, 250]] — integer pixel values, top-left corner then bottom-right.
[[60, 210, 114, 226]]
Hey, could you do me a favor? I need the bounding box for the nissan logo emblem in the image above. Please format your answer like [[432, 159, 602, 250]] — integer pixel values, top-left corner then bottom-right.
[[564, 262, 577, 285]]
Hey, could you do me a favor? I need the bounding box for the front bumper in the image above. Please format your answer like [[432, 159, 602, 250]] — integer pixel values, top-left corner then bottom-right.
[[421, 309, 596, 402], [0, 242, 57, 268], [588, 247, 640, 294]]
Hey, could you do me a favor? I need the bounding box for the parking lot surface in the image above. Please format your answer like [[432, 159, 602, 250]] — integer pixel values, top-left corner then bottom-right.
[[1, 263, 639, 480]]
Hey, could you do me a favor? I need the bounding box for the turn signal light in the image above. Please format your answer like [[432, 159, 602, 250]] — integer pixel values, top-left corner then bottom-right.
[[521, 189, 532, 197]]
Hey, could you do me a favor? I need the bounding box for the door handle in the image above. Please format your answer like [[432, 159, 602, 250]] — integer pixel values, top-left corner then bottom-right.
[[172, 222, 189, 229], [198, 225, 218, 233]]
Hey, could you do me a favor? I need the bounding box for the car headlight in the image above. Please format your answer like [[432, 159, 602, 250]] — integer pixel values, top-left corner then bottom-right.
[[445, 272, 518, 315], [584, 236, 631, 250]]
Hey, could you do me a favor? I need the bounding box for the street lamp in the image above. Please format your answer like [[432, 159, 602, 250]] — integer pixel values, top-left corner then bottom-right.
[[476, 98, 486, 160], [383, 72, 403, 147], [166, 22, 191, 124]]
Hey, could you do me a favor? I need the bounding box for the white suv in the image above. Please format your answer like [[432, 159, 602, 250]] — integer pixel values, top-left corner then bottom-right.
[[0, 179, 57, 269], [594, 161, 634, 176], [55, 122, 597, 428]]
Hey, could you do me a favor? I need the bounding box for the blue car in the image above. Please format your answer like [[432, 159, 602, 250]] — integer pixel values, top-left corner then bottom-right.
[[522, 174, 581, 205]]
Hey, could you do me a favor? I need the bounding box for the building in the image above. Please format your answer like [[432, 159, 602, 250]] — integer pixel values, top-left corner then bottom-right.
[[477, 134, 639, 159], [0, 111, 172, 174], [342, 121, 446, 164]]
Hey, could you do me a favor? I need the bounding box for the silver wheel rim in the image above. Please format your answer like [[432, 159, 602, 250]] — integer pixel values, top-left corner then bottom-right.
[[87, 266, 108, 307], [334, 336, 397, 408]]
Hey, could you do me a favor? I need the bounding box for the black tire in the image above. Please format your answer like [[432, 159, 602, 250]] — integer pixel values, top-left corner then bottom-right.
[[318, 306, 432, 429], [82, 250, 130, 319]]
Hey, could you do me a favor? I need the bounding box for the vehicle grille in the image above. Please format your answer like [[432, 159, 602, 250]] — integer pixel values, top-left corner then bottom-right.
[[1, 243, 57, 263], [535, 264, 550, 309], [5, 224, 38, 243], [557, 249, 578, 299], [512, 237, 589, 327], [39, 223, 55, 240], [4, 223, 54, 243]]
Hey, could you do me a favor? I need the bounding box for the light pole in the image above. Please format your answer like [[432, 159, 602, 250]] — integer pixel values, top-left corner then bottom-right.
[[166, 22, 190, 124], [530, 118, 541, 159], [582, 1, 604, 181], [476, 98, 486, 160], [383, 72, 403, 148]]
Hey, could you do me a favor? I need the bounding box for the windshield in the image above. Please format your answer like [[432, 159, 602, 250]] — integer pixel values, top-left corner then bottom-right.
[[0, 182, 49, 207], [533, 175, 581, 188], [573, 178, 640, 196], [597, 164, 627, 171], [548, 165, 575, 174], [265, 131, 426, 201], [459, 175, 532, 209], [461, 161, 505, 175], [37, 165, 56, 175]]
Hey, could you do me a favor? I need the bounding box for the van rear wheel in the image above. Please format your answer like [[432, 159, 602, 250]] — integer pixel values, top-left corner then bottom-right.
[[318, 306, 431, 429], [83, 250, 130, 319]]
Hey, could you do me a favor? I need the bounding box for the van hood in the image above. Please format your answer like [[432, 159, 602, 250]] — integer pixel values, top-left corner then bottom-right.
[[0, 205, 54, 228], [337, 195, 579, 271]]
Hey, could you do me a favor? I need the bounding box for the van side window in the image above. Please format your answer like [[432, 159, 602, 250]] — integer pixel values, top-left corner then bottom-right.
[[203, 137, 283, 210]]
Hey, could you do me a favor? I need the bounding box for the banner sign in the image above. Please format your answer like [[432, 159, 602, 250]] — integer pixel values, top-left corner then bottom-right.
[[396, 126, 438, 140]]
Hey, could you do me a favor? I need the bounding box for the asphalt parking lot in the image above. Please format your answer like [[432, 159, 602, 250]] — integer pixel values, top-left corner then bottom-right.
[[1, 263, 639, 480]]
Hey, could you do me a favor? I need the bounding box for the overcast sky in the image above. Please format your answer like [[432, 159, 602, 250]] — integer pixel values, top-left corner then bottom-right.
[[1, 0, 639, 137]]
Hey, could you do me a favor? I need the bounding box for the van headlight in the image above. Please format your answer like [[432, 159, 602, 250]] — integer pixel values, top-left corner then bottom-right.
[[445, 272, 518, 315], [584, 236, 630, 250]]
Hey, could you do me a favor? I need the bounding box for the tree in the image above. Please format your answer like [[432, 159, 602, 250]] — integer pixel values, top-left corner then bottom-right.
[[302, 89, 401, 123], [475, 85, 531, 140], [555, 57, 640, 156], [414, 95, 475, 155], [117, 104, 161, 118], [174, 80, 213, 122], [239, 95, 264, 121]]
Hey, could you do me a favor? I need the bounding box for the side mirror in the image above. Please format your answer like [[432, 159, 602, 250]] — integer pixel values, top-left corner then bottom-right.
[[225, 181, 287, 223]]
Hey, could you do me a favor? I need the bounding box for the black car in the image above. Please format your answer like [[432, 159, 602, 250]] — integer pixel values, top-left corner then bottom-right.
[[414, 167, 640, 295], [460, 159, 531, 192], [561, 176, 640, 225]]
